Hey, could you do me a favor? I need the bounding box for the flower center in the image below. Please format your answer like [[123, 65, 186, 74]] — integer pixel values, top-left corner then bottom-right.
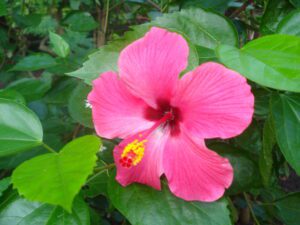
[[144, 99, 182, 136]]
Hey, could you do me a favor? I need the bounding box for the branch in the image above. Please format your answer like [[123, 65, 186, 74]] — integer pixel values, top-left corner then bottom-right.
[[229, 0, 252, 18], [147, 0, 161, 11], [39, 37, 56, 56], [243, 192, 261, 225]]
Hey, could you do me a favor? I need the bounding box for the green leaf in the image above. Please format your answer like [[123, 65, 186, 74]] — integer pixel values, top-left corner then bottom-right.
[[68, 25, 198, 84], [217, 35, 300, 92], [233, 121, 262, 155], [70, 0, 81, 10], [12, 135, 101, 212], [0, 147, 47, 170], [10, 54, 57, 71], [63, 12, 99, 32], [108, 174, 232, 225], [289, 0, 300, 8], [259, 116, 276, 187], [277, 9, 300, 37], [274, 193, 300, 225], [0, 1, 7, 17], [62, 29, 94, 56], [151, 8, 237, 64], [0, 177, 11, 197], [12, 13, 42, 29], [152, 8, 238, 49], [68, 82, 93, 128], [260, 0, 294, 34], [69, 8, 237, 84], [24, 15, 58, 35], [89, 208, 104, 225], [6, 73, 52, 102], [0, 27, 8, 46], [271, 94, 300, 174], [0, 89, 26, 105], [84, 161, 110, 198], [0, 133, 58, 170], [181, 0, 232, 12], [44, 78, 78, 105], [0, 99, 43, 157], [0, 46, 4, 63], [28, 100, 48, 120], [68, 46, 119, 84], [195, 45, 218, 64], [84, 170, 109, 198], [0, 193, 90, 225], [49, 32, 70, 58], [253, 88, 271, 118], [46, 57, 79, 74]]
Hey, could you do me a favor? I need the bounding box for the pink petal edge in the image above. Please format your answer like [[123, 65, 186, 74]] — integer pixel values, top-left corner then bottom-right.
[[163, 131, 233, 202], [118, 27, 189, 108], [172, 62, 254, 139], [88, 71, 153, 139]]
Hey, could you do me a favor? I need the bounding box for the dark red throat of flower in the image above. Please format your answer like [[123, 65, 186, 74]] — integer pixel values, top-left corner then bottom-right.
[[149, 111, 173, 132], [144, 99, 182, 136]]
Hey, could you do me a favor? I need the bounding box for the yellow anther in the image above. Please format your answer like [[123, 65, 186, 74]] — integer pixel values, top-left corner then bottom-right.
[[121, 139, 147, 166]]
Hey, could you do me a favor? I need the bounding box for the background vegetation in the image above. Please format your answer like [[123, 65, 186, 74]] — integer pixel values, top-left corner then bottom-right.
[[0, 0, 300, 224]]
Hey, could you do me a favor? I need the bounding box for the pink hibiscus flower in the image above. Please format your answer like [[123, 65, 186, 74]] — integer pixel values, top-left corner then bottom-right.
[[88, 27, 254, 202]]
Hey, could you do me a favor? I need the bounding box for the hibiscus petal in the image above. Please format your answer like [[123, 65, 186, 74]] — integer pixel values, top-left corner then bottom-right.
[[88, 72, 153, 139], [172, 62, 254, 139], [163, 132, 233, 202], [114, 129, 168, 190], [118, 27, 189, 107]]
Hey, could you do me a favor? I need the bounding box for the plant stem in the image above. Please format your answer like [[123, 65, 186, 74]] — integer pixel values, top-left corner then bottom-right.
[[273, 192, 299, 202], [104, 0, 110, 36], [243, 192, 261, 225], [72, 124, 82, 139], [94, 163, 115, 172], [42, 143, 57, 153], [229, 0, 252, 18], [147, 0, 161, 11], [86, 163, 115, 184], [103, 138, 120, 145]]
